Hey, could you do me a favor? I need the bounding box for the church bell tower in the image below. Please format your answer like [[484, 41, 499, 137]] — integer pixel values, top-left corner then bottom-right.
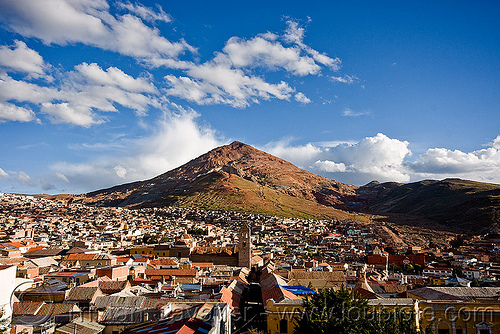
[[238, 222, 251, 268]]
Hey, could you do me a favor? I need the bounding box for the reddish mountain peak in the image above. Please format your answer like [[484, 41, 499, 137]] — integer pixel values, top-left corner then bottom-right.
[[83, 141, 358, 213], [163, 141, 293, 179]]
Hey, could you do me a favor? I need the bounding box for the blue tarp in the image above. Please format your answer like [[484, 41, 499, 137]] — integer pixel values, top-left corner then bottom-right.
[[278, 285, 316, 295]]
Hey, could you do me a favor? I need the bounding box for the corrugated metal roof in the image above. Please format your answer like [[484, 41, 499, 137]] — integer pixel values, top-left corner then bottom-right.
[[66, 286, 100, 302], [94, 295, 145, 309], [100, 307, 160, 325], [37, 302, 80, 315], [120, 303, 218, 334], [56, 318, 105, 334], [408, 287, 500, 301], [12, 301, 44, 315]]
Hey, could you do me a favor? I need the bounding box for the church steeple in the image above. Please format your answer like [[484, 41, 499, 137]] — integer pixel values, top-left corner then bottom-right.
[[238, 222, 251, 268]]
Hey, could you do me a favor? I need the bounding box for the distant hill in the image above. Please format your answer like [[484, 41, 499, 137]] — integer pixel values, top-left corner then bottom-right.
[[77, 141, 364, 221], [357, 178, 500, 234]]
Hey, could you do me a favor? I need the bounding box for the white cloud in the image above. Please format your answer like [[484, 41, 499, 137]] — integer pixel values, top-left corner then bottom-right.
[[0, 0, 193, 61], [41, 102, 102, 127], [0, 102, 38, 123], [0, 40, 47, 76], [16, 171, 33, 185], [266, 134, 500, 185], [74, 62, 156, 93], [0, 61, 158, 126], [51, 109, 225, 192], [407, 135, 500, 183], [0, 8, 351, 111], [220, 35, 321, 76], [0, 168, 8, 178], [117, 2, 172, 23], [313, 160, 347, 173], [265, 133, 412, 184], [342, 108, 371, 117], [330, 75, 357, 84], [165, 65, 294, 108], [55, 172, 69, 183], [294, 92, 311, 104], [264, 139, 324, 169], [162, 20, 348, 108], [284, 20, 341, 70], [113, 165, 127, 179], [0, 0, 111, 45]]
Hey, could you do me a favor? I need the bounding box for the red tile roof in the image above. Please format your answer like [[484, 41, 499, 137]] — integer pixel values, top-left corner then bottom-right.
[[150, 258, 178, 266], [65, 253, 97, 261]]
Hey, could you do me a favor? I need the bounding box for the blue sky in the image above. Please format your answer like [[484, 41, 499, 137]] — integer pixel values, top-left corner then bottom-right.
[[0, 0, 499, 194]]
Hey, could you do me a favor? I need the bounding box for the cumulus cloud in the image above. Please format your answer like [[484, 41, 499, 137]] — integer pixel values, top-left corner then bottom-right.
[[0, 0, 193, 61], [74, 62, 156, 93], [265, 133, 412, 184], [41, 102, 102, 127], [220, 35, 321, 76], [313, 160, 347, 173], [165, 65, 294, 108], [265, 134, 500, 185], [264, 140, 324, 168], [162, 19, 347, 108], [294, 92, 311, 104], [50, 108, 225, 192], [0, 40, 47, 76], [0, 61, 158, 126], [0, 102, 38, 123], [407, 135, 500, 183], [0, 8, 352, 118]]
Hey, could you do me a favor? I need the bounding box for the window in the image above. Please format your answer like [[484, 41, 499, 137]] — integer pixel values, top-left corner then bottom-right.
[[437, 330, 449, 334], [479, 330, 489, 334], [455, 329, 462, 334], [279, 319, 287, 333]]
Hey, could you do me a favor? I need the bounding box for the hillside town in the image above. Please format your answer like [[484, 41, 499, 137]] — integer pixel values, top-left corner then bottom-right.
[[1, 192, 500, 334]]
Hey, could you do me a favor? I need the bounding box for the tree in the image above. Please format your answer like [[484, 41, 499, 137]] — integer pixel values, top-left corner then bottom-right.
[[294, 287, 419, 334], [142, 234, 158, 245], [452, 266, 465, 278], [471, 278, 481, 287], [0, 306, 10, 334]]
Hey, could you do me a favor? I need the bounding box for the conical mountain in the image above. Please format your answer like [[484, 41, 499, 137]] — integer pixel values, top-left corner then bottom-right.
[[82, 141, 361, 220]]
